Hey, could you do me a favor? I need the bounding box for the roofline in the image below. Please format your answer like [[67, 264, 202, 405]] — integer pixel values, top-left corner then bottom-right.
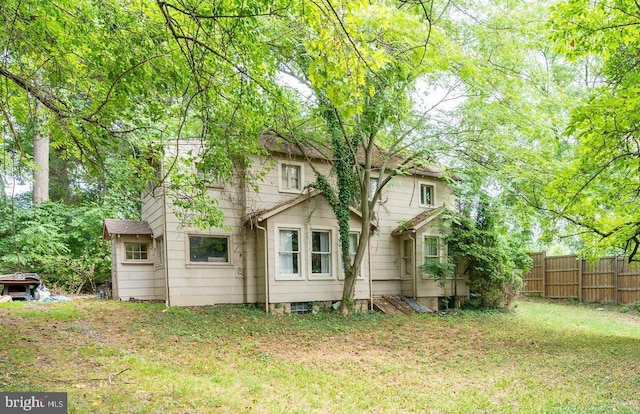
[[245, 190, 378, 230]]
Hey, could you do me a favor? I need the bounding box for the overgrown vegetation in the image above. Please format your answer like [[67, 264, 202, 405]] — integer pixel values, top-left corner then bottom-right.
[[0, 198, 112, 292], [1, 298, 639, 413], [426, 194, 532, 309]]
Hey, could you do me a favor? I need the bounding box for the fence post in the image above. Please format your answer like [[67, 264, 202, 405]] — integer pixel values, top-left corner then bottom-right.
[[542, 251, 546, 298], [578, 256, 583, 302], [615, 256, 619, 305]]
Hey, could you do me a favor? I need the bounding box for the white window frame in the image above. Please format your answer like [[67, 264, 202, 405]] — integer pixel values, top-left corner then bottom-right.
[[419, 182, 435, 207], [309, 227, 334, 280], [186, 234, 232, 266], [339, 231, 364, 280], [275, 224, 304, 280], [278, 160, 304, 193], [124, 242, 150, 262], [422, 235, 440, 279]]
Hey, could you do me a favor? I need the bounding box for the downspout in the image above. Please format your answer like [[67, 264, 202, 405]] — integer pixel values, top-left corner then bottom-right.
[[409, 232, 417, 300], [368, 235, 373, 311], [256, 222, 269, 313], [162, 187, 170, 307]]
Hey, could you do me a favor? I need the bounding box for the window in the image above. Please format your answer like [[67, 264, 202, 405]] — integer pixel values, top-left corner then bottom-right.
[[290, 302, 311, 314], [340, 232, 363, 280], [403, 239, 413, 277], [311, 230, 331, 275], [156, 237, 165, 266], [348, 232, 358, 266], [369, 177, 379, 201], [125, 243, 149, 261], [423, 236, 439, 276], [420, 184, 434, 207], [196, 162, 223, 188], [278, 229, 300, 275], [279, 162, 303, 192], [188, 235, 229, 263]]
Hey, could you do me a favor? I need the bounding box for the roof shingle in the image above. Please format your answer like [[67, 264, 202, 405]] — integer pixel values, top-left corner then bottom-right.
[[103, 219, 153, 240]]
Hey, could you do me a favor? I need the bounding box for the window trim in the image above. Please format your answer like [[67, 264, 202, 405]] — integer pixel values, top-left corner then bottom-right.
[[186, 234, 232, 267], [309, 227, 334, 280], [155, 236, 165, 268], [369, 177, 379, 202], [124, 242, 150, 263], [275, 224, 304, 280], [419, 182, 435, 208], [422, 235, 441, 280], [278, 160, 304, 194], [402, 238, 413, 278]]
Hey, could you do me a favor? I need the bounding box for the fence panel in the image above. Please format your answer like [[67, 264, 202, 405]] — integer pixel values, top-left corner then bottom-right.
[[581, 257, 616, 303], [522, 252, 545, 294], [617, 259, 640, 305], [522, 253, 640, 304], [544, 255, 580, 299]]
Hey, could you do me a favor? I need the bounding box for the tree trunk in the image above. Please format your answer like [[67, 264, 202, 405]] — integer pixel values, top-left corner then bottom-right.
[[32, 101, 49, 204]]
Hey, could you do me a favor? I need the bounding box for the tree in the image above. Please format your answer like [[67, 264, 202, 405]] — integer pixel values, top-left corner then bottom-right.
[[266, 0, 462, 314], [533, 0, 640, 259]]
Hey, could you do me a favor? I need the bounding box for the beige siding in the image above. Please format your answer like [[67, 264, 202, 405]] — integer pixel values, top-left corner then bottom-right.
[[138, 140, 456, 307], [245, 155, 333, 215], [163, 203, 247, 306], [112, 235, 164, 301], [369, 174, 454, 297], [262, 195, 370, 304]]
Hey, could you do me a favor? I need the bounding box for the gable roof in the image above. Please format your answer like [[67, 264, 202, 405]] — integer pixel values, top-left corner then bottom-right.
[[245, 189, 377, 229], [261, 134, 444, 179], [103, 219, 153, 240], [391, 207, 448, 236]]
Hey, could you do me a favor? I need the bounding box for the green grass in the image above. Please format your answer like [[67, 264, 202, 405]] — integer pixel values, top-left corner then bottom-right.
[[1, 298, 640, 413]]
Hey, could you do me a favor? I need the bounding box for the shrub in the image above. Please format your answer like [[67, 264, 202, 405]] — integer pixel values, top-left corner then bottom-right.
[[0, 200, 112, 293], [427, 195, 531, 309]]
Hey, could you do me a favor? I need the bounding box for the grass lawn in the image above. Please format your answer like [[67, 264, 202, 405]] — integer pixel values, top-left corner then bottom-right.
[[1, 297, 639, 413]]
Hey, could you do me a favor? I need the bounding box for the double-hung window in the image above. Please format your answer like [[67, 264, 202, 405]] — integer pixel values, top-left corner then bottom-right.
[[403, 239, 413, 277], [311, 230, 331, 276], [369, 177, 379, 201], [279, 162, 303, 193], [420, 183, 434, 207], [423, 236, 439, 278], [278, 229, 300, 276]]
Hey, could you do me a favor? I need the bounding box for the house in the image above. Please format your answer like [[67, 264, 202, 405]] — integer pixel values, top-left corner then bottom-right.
[[103, 137, 468, 312]]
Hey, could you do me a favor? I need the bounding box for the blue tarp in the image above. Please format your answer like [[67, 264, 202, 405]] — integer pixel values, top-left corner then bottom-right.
[[43, 296, 71, 302]]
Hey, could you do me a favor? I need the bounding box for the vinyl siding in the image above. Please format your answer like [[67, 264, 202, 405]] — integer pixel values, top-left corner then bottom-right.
[[134, 141, 458, 307], [111, 235, 163, 301], [261, 195, 370, 304]]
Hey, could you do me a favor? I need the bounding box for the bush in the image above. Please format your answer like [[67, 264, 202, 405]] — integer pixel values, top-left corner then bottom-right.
[[431, 195, 531, 310], [0, 200, 112, 293]]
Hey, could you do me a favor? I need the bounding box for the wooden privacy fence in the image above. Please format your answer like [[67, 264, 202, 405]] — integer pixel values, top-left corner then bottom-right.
[[522, 252, 640, 305]]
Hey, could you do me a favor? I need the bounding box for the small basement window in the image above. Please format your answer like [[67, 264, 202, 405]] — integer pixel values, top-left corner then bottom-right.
[[289, 302, 311, 314]]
